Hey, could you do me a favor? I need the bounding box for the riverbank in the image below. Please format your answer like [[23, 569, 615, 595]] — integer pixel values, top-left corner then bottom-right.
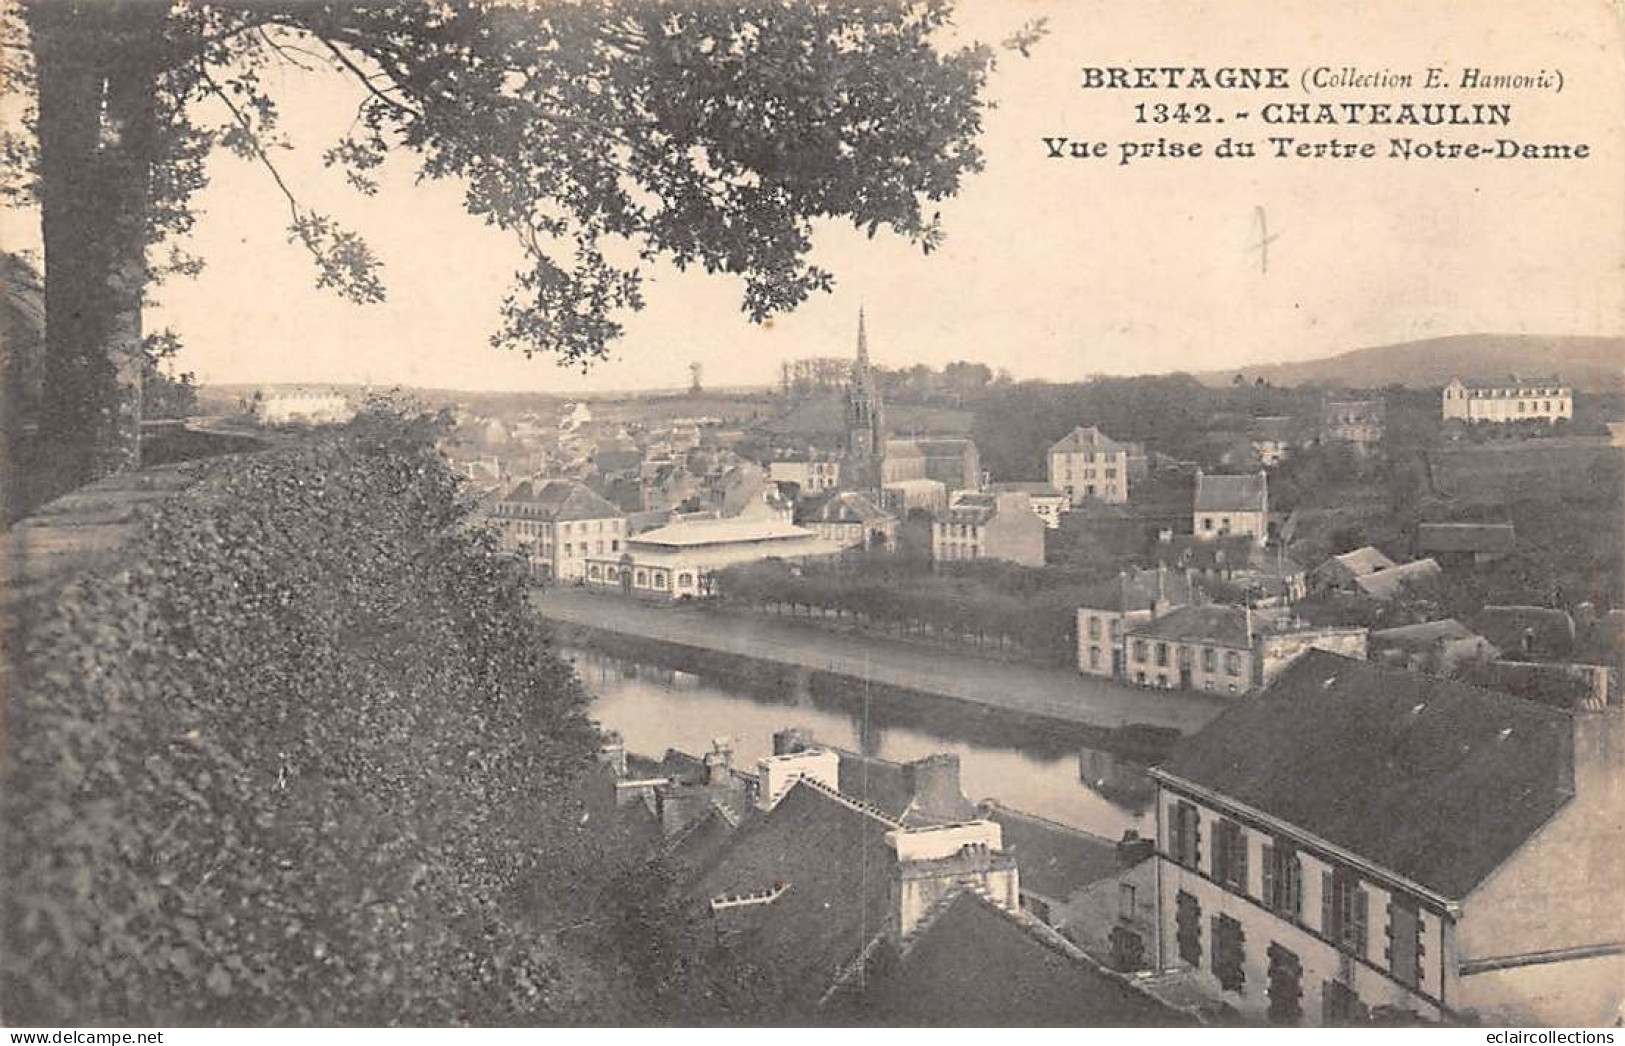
[[532, 588, 1229, 740]]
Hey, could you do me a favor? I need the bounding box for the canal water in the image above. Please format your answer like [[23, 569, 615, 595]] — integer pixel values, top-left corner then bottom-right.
[[568, 646, 1154, 839]]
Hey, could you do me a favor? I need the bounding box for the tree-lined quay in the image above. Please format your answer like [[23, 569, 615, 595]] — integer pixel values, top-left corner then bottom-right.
[[530, 587, 1229, 734]]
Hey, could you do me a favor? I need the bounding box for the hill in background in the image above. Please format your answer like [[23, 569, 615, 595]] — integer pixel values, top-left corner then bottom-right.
[[1199, 334, 1624, 392]]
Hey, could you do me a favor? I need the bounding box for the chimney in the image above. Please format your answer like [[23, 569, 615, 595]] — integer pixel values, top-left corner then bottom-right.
[[906, 753, 966, 816], [704, 737, 734, 786], [773, 727, 812, 755]]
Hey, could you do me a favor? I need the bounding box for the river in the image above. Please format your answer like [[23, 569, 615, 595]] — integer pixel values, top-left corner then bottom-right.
[[567, 646, 1154, 839]]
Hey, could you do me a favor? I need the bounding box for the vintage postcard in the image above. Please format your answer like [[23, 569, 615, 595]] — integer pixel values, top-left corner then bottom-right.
[[2, 0, 1622, 1033]]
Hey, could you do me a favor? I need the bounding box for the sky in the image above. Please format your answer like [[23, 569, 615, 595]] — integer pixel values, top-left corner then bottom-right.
[[9, 0, 1624, 392]]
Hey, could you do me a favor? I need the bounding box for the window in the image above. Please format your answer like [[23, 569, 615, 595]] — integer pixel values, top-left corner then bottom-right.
[[1155, 642, 1169, 667], [611, 540, 619, 552], [1211, 913, 1246, 993], [654, 574, 666, 590], [1089, 647, 1101, 669], [1133, 640, 1148, 662], [1212, 819, 1248, 892], [1118, 882, 1137, 920], [1224, 650, 1241, 677], [1088, 616, 1101, 640], [1170, 800, 1202, 868], [1266, 943, 1304, 1025], [1203, 516, 1215, 531], [1387, 897, 1424, 988], [1175, 890, 1202, 968], [1261, 841, 1303, 920], [1109, 619, 1121, 639], [1322, 868, 1369, 956], [678, 573, 694, 588], [588, 565, 601, 580], [635, 570, 648, 586], [1202, 646, 1217, 673]]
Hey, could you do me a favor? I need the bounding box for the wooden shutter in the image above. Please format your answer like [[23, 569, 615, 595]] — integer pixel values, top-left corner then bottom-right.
[[1321, 870, 1336, 939], [1352, 886, 1370, 956], [1287, 854, 1303, 919], [1211, 819, 1227, 881], [1261, 843, 1276, 908], [1235, 828, 1250, 893]]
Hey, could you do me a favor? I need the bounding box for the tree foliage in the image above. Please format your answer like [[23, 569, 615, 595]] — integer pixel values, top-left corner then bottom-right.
[[1, 404, 646, 1024], [5, 0, 1035, 481]]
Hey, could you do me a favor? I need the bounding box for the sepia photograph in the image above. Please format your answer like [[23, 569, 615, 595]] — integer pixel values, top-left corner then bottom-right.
[[1, 0, 1622, 1033]]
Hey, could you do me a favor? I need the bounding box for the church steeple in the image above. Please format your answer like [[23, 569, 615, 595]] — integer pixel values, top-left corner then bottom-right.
[[842, 308, 885, 492], [856, 307, 869, 368]]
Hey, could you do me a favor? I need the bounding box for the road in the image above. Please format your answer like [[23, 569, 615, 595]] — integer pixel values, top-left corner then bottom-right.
[[531, 588, 1230, 734]]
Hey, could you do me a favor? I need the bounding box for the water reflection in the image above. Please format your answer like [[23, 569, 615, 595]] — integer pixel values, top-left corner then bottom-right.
[[568, 647, 1153, 839]]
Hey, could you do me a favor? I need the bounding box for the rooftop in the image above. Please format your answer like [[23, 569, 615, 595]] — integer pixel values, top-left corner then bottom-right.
[[1193, 470, 1268, 514], [1126, 604, 1252, 647], [858, 891, 1192, 1026], [631, 517, 817, 548], [986, 805, 1121, 901], [808, 491, 892, 525], [988, 481, 1065, 499], [1049, 426, 1130, 455], [1416, 522, 1517, 555], [1473, 605, 1576, 659], [1324, 546, 1398, 578], [1353, 558, 1442, 600], [498, 478, 624, 521], [1076, 566, 1196, 614], [1158, 650, 1576, 899], [1370, 618, 1483, 648]]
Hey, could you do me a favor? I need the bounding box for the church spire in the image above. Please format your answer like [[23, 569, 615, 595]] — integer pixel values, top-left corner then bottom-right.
[[856, 307, 869, 368]]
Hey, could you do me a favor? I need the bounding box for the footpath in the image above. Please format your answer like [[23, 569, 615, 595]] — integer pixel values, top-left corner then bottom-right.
[[531, 588, 1230, 734]]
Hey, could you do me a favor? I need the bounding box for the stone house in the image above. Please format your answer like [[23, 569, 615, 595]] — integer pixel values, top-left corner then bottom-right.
[[1122, 604, 1366, 696], [1048, 425, 1132, 506], [1310, 546, 1398, 594], [1076, 567, 1196, 680], [799, 490, 896, 551], [1193, 470, 1269, 546], [1442, 377, 1573, 425], [988, 481, 1069, 528], [1415, 522, 1516, 569], [932, 490, 1046, 567], [1369, 619, 1499, 675], [1150, 651, 1623, 1026], [488, 478, 626, 582]]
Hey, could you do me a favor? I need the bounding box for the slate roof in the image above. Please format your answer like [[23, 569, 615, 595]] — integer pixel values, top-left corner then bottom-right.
[[1353, 558, 1442, 600], [1473, 605, 1576, 659], [1323, 546, 1398, 579], [501, 478, 624, 521], [1370, 618, 1483, 648], [860, 891, 1191, 1026], [1157, 650, 1576, 899], [811, 491, 892, 525], [987, 807, 1121, 901], [1049, 426, 1129, 455], [1417, 522, 1516, 555], [835, 750, 977, 827], [1126, 604, 1252, 647], [632, 517, 815, 548], [989, 481, 1066, 499], [687, 781, 897, 1016], [1149, 535, 1302, 577], [1194, 471, 1268, 513], [1077, 567, 1196, 614], [1453, 375, 1568, 391], [943, 492, 1000, 525], [886, 438, 975, 459]]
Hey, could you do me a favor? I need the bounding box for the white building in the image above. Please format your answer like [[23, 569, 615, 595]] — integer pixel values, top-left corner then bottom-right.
[[1151, 651, 1623, 1027], [988, 481, 1068, 529], [1193, 470, 1269, 547], [581, 515, 846, 601], [769, 458, 842, 495], [1442, 377, 1573, 425], [490, 478, 626, 582], [254, 389, 353, 425], [1048, 426, 1131, 505]]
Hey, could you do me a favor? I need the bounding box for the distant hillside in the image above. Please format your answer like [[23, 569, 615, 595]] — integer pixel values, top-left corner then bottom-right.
[[1202, 334, 1625, 392]]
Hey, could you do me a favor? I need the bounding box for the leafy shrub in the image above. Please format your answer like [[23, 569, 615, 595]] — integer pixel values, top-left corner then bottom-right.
[[2, 405, 638, 1024]]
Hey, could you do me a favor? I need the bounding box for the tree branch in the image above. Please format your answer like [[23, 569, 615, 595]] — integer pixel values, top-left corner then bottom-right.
[[317, 36, 424, 122], [196, 62, 302, 227]]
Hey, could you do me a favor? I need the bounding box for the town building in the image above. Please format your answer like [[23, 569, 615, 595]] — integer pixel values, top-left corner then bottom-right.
[[581, 513, 845, 600], [1442, 376, 1573, 425], [1076, 566, 1197, 679], [1415, 522, 1516, 569], [799, 490, 896, 551], [932, 490, 1046, 567], [1122, 604, 1366, 695], [1048, 426, 1132, 506], [1351, 558, 1442, 601], [1150, 651, 1623, 1026], [489, 478, 626, 582], [768, 457, 841, 495], [1369, 619, 1499, 675], [1147, 534, 1306, 605], [253, 388, 353, 425], [1318, 398, 1386, 455], [988, 481, 1068, 528], [1248, 416, 1300, 467], [880, 477, 948, 516], [1193, 470, 1269, 546], [883, 437, 981, 494], [841, 309, 887, 491], [1310, 546, 1398, 594]]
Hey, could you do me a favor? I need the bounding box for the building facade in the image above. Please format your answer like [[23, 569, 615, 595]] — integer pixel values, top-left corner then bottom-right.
[[988, 481, 1068, 528], [1442, 377, 1573, 425], [1122, 605, 1366, 695], [1193, 470, 1269, 546], [1151, 652, 1624, 1027], [769, 458, 842, 495], [932, 491, 1046, 567], [1319, 398, 1386, 455], [581, 515, 845, 600], [1076, 567, 1196, 680], [1048, 426, 1132, 506], [802, 491, 896, 551], [490, 478, 627, 581]]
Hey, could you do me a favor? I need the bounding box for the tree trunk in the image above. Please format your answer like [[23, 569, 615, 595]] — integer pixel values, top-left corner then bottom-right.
[[27, 1, 164, 484]]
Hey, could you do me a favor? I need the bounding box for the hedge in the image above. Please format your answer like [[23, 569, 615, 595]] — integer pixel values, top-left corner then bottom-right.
[[2, 406, 642, 1024]]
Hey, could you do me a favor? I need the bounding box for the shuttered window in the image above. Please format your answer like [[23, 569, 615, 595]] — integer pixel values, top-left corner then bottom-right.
[[1175, 890, 1202, 967], [1261, 840, 1303, 919], [1211, 913, 1246, 993], [1386, 896, 1423, 988], [1212, 818, 1248, 893], [1171, 800, 1202, 869], [1322, 867, 1369, 956]]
